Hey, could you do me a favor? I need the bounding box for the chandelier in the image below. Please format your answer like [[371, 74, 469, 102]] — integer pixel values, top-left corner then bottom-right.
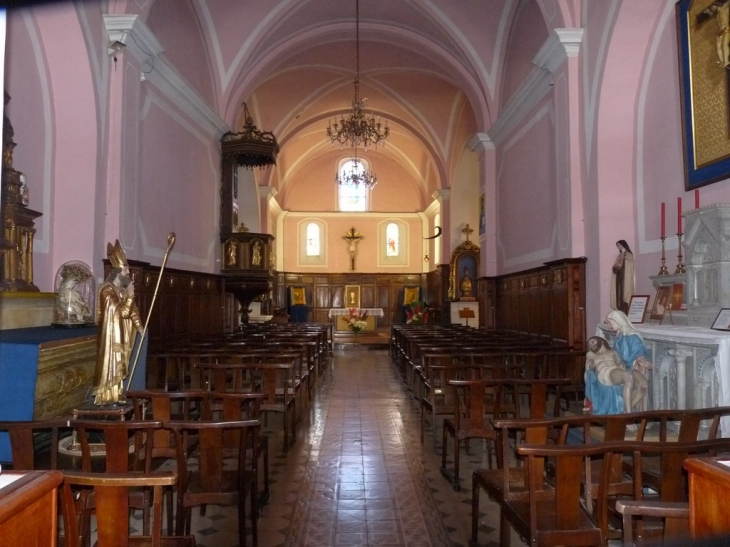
[[337, 149, 377, 189], [326, 0, 389, 149]]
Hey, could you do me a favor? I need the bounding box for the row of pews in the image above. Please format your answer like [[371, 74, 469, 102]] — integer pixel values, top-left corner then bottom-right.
[[390, 324, 730, 546], [0, 321, 334, 546]]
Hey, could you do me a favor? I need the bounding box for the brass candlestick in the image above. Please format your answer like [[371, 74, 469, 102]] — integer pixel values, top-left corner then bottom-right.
[[675, 232, 685, 274], [658, 236, 669, 276]]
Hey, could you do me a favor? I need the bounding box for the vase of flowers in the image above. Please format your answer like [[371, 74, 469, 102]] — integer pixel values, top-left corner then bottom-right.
[[346, 308, 368, 334], [406, 302, 429, 324]]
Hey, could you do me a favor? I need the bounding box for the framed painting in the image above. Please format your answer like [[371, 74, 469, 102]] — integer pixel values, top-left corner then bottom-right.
[[344, 285, 360, 308], [676, 0, 730, 189], [403, 286, 421, 306], [711, 308, 730, 331], [290, 287, 306, 306], [651, 286, 672, 322], [627, 295, 650, 324]]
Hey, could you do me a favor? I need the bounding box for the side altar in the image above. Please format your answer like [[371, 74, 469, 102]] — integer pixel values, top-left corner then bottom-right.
[[599, 204, 730, 435], [0, 326, 97, 462]]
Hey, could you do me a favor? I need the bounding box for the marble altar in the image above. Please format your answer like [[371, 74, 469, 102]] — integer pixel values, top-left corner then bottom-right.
[[598, 323, 730, 434]]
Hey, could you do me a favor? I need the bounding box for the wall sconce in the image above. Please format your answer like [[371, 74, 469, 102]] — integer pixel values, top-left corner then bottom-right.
[[424, 254, 429, 263]]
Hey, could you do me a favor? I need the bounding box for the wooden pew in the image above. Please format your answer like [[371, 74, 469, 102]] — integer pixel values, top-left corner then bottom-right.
[[470, 406, 730, 546]]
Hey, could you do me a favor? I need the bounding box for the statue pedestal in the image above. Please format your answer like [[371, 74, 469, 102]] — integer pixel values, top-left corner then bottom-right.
[[0, 292, 55, 330]]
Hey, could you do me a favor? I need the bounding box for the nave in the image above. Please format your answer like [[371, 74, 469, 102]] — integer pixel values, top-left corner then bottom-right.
[[179, 346, 520, 547]]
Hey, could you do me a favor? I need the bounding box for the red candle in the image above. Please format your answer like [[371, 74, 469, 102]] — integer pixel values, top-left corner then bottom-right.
[[695, 189, 700, 209], [661, 202, 665, 238], [677, 197, 682, 234]]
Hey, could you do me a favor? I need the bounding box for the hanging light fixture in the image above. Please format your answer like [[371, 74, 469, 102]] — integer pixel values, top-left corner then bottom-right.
[[326, 0, 389, 149], [221, 102, 280, 169], [337, 146, 377, 189]]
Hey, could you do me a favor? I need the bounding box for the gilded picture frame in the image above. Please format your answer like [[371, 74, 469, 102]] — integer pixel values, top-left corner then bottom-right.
[[345, 285, 361, 308], [403, 286, 420, 306], [290, 287, 306, 306], [676, 0, 730, 188]]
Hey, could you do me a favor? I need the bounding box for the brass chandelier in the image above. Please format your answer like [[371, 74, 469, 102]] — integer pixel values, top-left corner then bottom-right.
[[326, 0, 389, 149], [337, 146, 377, 189]]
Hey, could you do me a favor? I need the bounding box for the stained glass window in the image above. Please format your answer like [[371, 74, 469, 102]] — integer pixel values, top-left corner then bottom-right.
[[386, 222, 399, 256], [306, 222, 320, 256]]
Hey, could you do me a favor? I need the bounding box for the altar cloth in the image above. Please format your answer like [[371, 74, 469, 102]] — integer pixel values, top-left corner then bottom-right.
[[327, 308, 384, 317]]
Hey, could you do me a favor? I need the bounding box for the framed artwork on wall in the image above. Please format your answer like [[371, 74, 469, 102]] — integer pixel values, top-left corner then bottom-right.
[[290, 287, 306, 306], [403, 286, 420, 306], [345, 285, 360, 308], [676, 0, 730, 188]]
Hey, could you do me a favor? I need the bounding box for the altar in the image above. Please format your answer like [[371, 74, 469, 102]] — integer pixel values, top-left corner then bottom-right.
[[598, 323, 730, 434], [328, 308, 384, 332]]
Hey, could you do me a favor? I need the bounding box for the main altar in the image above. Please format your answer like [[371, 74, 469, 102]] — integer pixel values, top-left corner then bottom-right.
[[328, 308, 384, 333]]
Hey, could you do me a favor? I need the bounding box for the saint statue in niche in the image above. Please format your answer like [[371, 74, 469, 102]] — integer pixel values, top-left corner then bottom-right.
[[459, 268, 473, 300], [252, 240, 262, 266], [227, 241, 238, 266]]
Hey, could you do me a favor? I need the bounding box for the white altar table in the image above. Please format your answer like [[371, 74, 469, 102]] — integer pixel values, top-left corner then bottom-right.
[[598, 323, 730, 435], [329, 308, 384, 332]]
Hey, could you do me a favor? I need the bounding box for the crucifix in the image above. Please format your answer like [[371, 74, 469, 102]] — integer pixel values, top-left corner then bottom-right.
[[342, 227, 363, 271], [462, 223, 474, 242]]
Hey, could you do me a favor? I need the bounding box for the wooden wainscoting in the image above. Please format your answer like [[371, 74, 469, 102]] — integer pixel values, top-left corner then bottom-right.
[[105, 260, 228, 348], [275, 272, 427, 326], [477, 258, 586, 349]]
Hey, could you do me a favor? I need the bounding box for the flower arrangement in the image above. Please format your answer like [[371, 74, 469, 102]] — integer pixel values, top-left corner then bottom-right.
[[346, 308, 368, 334], [406, 302, 429, 324]]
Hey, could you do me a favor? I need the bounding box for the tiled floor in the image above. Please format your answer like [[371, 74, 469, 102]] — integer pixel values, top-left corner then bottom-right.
[[180, 345, 525, 547]]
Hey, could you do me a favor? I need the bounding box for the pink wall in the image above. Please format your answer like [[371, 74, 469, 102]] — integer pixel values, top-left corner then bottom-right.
[[280, 151, 424, 213], [146, 0, 216, 107], [499, 0, 549, 109], [496, 99, 556, 271], [282, 215, 423, 273]]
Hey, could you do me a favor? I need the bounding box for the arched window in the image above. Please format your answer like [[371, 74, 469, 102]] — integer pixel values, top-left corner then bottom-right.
[[338, 159, 370, 212], [378, 219, 407, 266], [306, 222, 320, 256], [298, 219, 326, 266], [386, 222, 399, 256]]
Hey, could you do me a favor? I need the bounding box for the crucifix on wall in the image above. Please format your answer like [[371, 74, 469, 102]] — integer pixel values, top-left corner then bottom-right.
[[342, 227, 363, 271]]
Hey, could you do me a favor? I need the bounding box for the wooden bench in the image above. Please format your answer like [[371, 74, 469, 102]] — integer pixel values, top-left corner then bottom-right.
[[470, 406, 730, 546], [514, 438, 730, 547]]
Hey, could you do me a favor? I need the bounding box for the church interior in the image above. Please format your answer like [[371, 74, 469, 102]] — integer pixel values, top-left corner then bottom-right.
[[4, 1, 730, 546]]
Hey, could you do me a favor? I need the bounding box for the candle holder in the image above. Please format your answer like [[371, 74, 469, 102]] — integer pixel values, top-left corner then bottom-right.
[[675, 232, 685, 274], [658, 236, 669, 276]]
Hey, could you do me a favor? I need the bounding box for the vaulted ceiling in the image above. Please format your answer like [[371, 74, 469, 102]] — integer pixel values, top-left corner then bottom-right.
[[164, 0, 545, 211]]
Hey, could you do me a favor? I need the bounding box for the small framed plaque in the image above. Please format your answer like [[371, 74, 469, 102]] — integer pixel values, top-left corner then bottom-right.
[[627, 295, 649, 324], [711, 309, 730, 331], [651, 286, 672, 322]]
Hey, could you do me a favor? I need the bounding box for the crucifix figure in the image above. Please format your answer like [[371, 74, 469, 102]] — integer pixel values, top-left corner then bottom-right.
[[343, 227, 363, 271], [462, 223, 474, 242]]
